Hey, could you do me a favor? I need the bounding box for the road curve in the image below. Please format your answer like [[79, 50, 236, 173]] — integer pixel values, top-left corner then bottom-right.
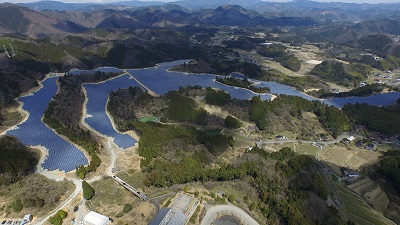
[[34, 178, 82, 225], [201, 205, 259, 225]]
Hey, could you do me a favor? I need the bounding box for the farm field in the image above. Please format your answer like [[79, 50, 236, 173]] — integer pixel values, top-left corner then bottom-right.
[[346, 178, 390, 213], [334, 183, 395, 225], [319, 145, 382, 170]]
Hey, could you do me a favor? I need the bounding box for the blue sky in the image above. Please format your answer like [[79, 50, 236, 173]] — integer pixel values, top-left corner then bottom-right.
[[2, 0, 399, 4]]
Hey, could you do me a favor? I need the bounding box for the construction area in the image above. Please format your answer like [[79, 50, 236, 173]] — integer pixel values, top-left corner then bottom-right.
[[149, 193, 200, 225]]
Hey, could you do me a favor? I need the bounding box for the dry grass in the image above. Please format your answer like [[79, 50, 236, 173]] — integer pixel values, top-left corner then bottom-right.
[[0, 174, 74, 220], [319, 145, 382, 170]]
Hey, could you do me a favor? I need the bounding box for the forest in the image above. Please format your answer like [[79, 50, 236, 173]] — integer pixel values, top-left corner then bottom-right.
[[216, 76, 270, 93], [0, 136, 38, 185], [320, 84, 384, 98], [257, 44, 301, 72], [309, 61, 370, 87], [343, 103, 400, 135]]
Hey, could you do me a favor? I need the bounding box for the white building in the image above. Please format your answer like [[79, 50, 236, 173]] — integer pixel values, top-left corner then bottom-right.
[[83, 211, 109, 225]]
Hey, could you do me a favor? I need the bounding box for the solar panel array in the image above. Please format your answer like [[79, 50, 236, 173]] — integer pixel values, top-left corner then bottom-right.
[[126, 65, 272, 101], [6, 60, 400, 173], [325, 92, 400, 108], [83, 74, 139, 149], [6, 78, 88, 172], [68, 67, 123, 76]]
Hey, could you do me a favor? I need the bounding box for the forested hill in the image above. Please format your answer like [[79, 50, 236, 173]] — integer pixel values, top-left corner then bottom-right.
[[0, 136, 38, 185]]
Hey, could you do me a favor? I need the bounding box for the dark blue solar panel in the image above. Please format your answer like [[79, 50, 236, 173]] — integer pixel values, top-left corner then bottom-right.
[[83, 74, 139, 149], [325, 92, 400, 108], [6, 60, 400, 173], [6, 78, 88, 172], [126, 62, 272, 101], [68, 67, 123, 76]]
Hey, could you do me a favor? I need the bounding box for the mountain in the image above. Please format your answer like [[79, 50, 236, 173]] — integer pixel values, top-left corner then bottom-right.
[[174, 0, 262, 10], [0, 4, 87, 38]]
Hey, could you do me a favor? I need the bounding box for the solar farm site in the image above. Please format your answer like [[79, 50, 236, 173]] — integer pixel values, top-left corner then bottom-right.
[[6, 78, 88, 172], [83, 74, 139, 149], [5, 60, 400, 172]]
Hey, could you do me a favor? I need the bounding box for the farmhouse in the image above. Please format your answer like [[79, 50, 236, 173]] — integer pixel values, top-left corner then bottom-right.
[[365, 143, 375, 151], [83, 211, 109, 225], [344, 170, 361, 178]]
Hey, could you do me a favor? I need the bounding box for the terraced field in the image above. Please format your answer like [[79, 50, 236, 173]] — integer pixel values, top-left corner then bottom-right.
[[334, 183, 395, 225]]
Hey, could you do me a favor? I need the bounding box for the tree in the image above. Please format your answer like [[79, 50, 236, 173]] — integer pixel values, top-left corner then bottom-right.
[[123, 204, 133, 214], [82, 181, 95, 200], [11, 199, 23, 212], [225, 116, 241, 129], [194, 191, 199, 197], [249, 202, 256, 211], [57, 210, 67, 219], [184, 186, 189, 193], [228, 195, 235, 203]]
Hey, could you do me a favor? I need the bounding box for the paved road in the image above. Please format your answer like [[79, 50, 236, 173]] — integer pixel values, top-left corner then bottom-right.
[[33, 139, 118, 225], [34, 178, 82, 225], [255, 133, 364, 147], [201, 205, 259, 225]]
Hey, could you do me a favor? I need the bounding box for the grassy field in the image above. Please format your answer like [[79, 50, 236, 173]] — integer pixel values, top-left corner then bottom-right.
[[334, 183, 395, 225]]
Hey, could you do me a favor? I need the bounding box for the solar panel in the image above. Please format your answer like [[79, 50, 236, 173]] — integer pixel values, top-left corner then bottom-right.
[[6, 77, 88, 172], [6, 60, 400, 173]]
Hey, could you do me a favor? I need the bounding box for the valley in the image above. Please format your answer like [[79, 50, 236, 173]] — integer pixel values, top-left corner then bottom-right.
[[1, 0, 400, 225]]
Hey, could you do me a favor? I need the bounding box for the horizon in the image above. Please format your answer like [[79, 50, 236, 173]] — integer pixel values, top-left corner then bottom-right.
[[2, 0, 400, 4]]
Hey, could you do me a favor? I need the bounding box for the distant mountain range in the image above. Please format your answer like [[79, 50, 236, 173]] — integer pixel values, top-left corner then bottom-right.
[[19, 0, 400, 22], [0, 3, 316, 38], [0, 0, 399, 43]]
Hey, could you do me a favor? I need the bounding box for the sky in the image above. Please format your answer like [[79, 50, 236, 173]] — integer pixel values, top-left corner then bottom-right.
[[1, 0, 399, 4]]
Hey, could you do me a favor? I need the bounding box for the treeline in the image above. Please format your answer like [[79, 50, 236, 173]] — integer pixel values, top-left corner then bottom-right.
[[343, 103, 400, 135], [359, 55, 400, 71], [130, 121, 233, 168], [223, 37, 266, 51], [216, 76, 270, 93], [44, 101, 100, 179], [0, 136, 38, 185], [165, 91, 208, 125], [248, 95, 350, 137], [210, 59, 268, 79], [145, 145, 346, 225], [257, 44, 301, 72], [108, 87, 156, 131], [43, 71, 121, 178], [204, 87, 231, 106], [309, 61, 371, 87], [378, 150, 400, 194], [320, 84, 385, 98]]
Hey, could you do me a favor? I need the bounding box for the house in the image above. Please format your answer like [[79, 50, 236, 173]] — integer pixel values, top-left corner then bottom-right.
[[218, 190, 225, 197], [365, 143, 375, 151], [343, 170, 361, 178], [21, 214, 33, 225], [248, 125, 258, 132], [276, 135, 285, 140], [348, 136, 355, 142], [83, 211, 109, 225], [23, 214, 33, 222], [355, 140, 363, 148]]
